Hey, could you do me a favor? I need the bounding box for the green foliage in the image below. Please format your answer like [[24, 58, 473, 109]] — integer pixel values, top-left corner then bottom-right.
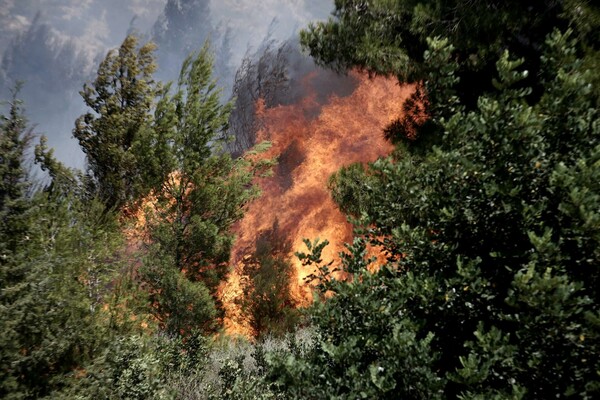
[[0, 85, 33, 399], [139, 43, 272, 335], [301, 0, 574, 78], [300, 0, 599, 131], [1, 31, 276, 400], [0, 89, 140, 399], [74, 34, 160, 209], [272, 240, 445, 399], [0, 84, 32, 256], [145, 44, 237, 286], [66, 328, 212, 400], [156, 332, 311, 400], [0, 183, 124, 398], [161, 329, 210, 376], [69, 335, 170, 400], [142, 252, 217, 335], [203, 333, 315, 400], [269, 2, 600, 398]]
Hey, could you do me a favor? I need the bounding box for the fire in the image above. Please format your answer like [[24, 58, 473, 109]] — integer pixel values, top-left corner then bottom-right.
[[220, 70, 415, 335]]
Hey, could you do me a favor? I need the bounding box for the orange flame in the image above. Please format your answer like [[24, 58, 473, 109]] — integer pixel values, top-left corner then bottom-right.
[[220, 71, 415, 335]]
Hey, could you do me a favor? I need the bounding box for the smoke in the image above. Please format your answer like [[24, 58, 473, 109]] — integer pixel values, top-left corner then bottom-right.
[[210, 0, 331, 67], [0, 13, 91, 166], [226, 36, 359, 155], [0, 0, 165, 167], [0, 0, 332, 168], [151, 0, 212, 79]]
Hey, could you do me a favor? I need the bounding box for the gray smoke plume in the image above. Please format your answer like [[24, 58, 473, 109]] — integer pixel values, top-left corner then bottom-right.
[[0, 0, 333, 168], [226, 34, 359, 156]]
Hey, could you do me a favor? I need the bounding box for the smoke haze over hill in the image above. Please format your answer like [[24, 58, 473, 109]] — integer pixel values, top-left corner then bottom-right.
[[0, 0, 331, 167]]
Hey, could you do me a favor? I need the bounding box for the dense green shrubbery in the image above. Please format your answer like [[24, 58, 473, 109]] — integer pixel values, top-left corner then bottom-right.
[[0, 36, 274, 398], [265, 1, 600, 399]]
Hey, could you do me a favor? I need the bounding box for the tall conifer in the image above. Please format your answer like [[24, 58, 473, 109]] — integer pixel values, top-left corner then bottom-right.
[[74, 35, 159, 209]]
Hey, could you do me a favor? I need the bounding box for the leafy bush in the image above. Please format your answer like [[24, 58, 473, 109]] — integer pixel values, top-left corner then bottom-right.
[[267, 3, 600, 398]]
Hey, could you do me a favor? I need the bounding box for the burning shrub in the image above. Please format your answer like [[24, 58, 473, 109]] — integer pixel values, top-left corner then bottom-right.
[[236, 223, 300, 338]]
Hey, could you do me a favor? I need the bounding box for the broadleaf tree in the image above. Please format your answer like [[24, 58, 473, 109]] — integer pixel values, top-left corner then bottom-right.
[[267, 1, 600, 399]]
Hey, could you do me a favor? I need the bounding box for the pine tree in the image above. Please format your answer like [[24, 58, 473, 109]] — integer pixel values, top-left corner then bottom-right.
[[74, 34, 159, 210], [140, 43, 272, 335], [0, 84, 32, 255], [0, 85, 33, 397], [1, 90, 125, 398]]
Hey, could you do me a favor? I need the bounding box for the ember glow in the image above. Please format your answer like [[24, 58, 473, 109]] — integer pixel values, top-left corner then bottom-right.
[[220, 71, 415, 335]]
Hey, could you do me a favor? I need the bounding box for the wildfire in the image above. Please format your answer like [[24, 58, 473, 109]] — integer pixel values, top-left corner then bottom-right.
[[221, 70, 415, 335]]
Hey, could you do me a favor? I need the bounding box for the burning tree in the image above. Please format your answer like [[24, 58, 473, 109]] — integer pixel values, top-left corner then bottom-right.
[[220, 58, 409, 336], [236, 222, 299, 338], [226, 36, 291, 156], [226, 33, 364, 156], [139, 43, 272, 335]]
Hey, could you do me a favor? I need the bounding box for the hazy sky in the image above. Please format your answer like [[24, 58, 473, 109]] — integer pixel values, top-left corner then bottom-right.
[[0, 0, 332, 167], [0, 0, 165, 63]]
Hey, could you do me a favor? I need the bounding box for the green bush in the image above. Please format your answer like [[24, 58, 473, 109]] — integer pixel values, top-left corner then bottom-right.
[[267, 2, 600, 398]]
